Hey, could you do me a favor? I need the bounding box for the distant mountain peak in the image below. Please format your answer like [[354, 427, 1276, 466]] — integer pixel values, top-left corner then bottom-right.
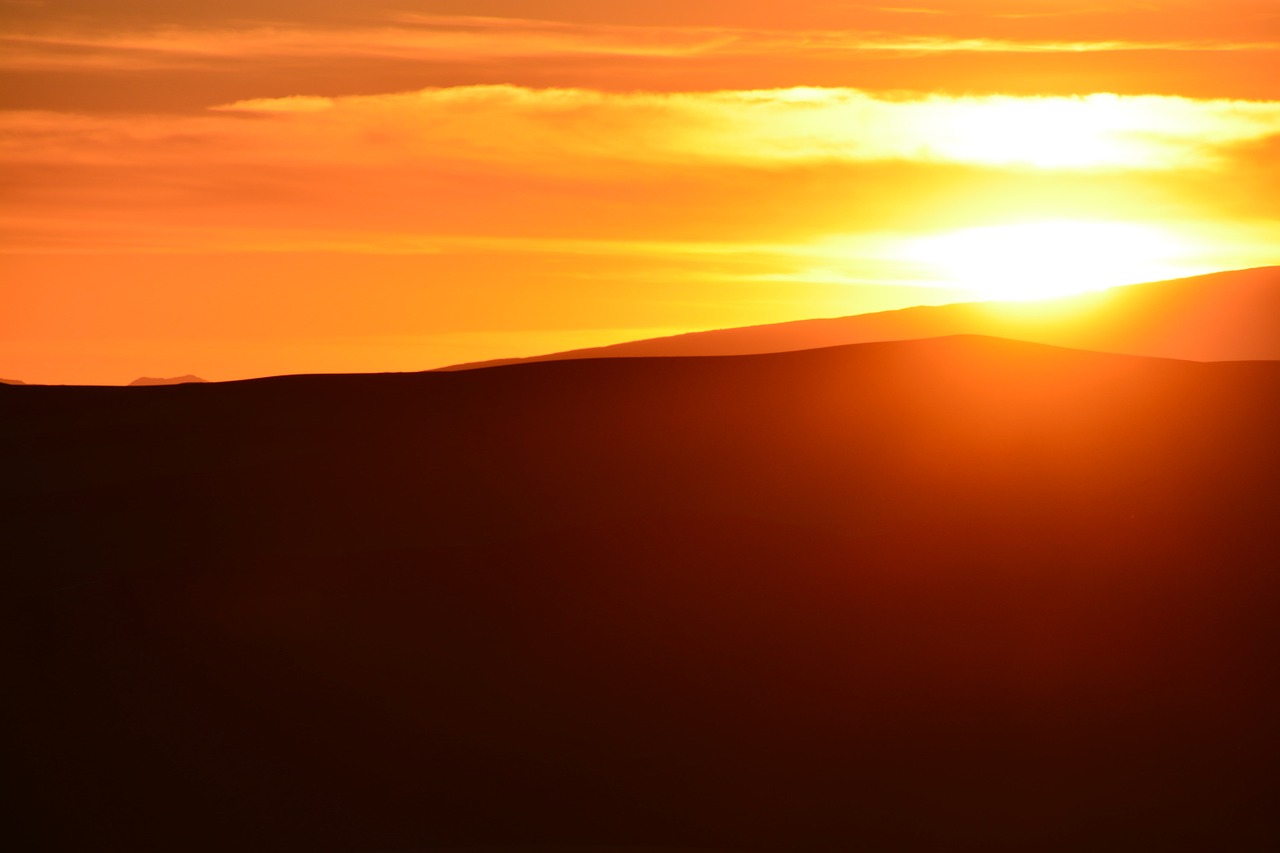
[[438, 266, 1280, 371], [0, 377, 26, 385], [128, 375, 208, 387]]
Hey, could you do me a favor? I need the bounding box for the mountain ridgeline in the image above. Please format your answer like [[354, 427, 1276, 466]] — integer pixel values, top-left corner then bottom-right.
[[3, 335, 1279, 851], [441, 266, 1280, 370], [128, 375, 208, 386]]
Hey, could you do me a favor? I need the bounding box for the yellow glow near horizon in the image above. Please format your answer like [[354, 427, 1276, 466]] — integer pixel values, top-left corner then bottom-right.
[[901, 221, 1197, 301]]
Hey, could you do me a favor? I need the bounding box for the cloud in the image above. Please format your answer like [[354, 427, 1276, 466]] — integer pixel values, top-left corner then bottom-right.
[[2, 14, 1274, 75], [4, 84, 1278, 265], [76, 85, 1280, 173], [8, 85, 1278, 175]]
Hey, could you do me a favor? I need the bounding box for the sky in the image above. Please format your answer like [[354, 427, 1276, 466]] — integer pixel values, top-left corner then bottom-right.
[[3, 1, 1279, 384]]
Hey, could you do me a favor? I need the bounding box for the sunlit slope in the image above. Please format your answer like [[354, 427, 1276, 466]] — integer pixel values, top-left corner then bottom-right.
[[442, 266, 1280, 370], [4, 336, 1280, 851]]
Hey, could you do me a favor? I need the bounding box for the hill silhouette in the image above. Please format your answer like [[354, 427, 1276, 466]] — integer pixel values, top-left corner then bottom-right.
[[442, 267, 1280, 370], [0, 377, 25, 385], [3, 336, 1279, 851], [128, 375, 208, 386]]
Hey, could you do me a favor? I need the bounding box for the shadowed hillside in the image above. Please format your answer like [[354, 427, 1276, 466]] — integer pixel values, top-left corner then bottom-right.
[[442, 267, 1280, 370], [3, 336, 1279, 852]]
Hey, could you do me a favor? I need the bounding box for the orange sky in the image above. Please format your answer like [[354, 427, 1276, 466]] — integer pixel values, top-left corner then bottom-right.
[[3, 1, 1279, 383]]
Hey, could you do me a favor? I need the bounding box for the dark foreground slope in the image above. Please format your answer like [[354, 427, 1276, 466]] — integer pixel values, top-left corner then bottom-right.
[[3, 336, 1280, 852], [443, 266, 1280, 370]]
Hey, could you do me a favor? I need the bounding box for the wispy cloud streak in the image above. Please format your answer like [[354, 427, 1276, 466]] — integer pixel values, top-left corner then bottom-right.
[[3, 15, 1275, 73]]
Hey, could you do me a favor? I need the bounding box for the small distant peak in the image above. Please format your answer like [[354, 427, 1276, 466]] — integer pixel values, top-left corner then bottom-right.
[[0, 377, 26, 385], [128, 375, 209, 387]]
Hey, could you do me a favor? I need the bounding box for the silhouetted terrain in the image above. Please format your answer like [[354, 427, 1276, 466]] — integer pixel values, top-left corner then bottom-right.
[[0, 377, 25, 385], [443, 267, 1280, 370], [128, 375, 208, 386], [3, 336, 1279, 852]]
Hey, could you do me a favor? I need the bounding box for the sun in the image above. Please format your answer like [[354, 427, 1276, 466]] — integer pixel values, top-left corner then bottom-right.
[[901, 220, 1194, 301]]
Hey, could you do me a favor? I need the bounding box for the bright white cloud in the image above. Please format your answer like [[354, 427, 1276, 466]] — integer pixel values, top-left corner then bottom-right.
[[5, 85, 1280, 173], [203, 86, 1280, 171]]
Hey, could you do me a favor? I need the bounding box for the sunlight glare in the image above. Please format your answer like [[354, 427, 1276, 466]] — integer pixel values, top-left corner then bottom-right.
[[901, 221, 1194, 301], [927, 94, 1155, 169]]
